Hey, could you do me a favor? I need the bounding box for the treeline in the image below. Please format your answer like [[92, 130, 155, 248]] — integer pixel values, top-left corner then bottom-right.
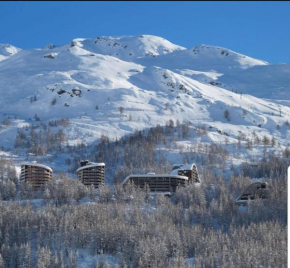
[[66, 120, 289, 183], [0, 157, 287, 267], [12, 119, 230, 182], [67, 122, 229, 183], [14, 118, 70, 156], [242, 153, 290, 179], [11, 118, 290, 185]]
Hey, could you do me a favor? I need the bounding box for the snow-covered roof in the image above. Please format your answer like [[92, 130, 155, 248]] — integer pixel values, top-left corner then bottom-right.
[[122, 174, 188, 185], [76, 162, 105, 173], [170, 163, 197, 175], [21, 162, 53, 172]]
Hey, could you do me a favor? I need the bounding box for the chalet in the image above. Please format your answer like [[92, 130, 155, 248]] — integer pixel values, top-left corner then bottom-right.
[[76, 161, 105, 188], [235, 182, 270, 205], [20, 162, 52, 189]]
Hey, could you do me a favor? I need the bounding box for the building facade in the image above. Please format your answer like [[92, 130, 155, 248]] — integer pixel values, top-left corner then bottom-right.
[[170, 163, 200, 183], [20, 163, 53, 189], [122, 163, 200, 193], [77, 161, 105, 188], [122, 174, 188, 193]]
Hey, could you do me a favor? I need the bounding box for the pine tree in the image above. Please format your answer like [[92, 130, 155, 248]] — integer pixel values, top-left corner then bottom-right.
[[224, 109, 230, 121], [0, 254, 5, 268], [271, 136, 276, 147], [19, 242, 32, 268], [37, 246, 51, 268], [1, 243, 10, 267]]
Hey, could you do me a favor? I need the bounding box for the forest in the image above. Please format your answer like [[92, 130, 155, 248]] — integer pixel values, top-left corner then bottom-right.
[[0, 148, 288, 267], [0, 120, 288, 267]]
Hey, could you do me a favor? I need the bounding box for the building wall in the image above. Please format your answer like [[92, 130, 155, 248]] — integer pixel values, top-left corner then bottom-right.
[[125, 176, 187, 192], [20, 165, 52, 189], [172, 164, 200, 183], [77, 165, 105, 188]]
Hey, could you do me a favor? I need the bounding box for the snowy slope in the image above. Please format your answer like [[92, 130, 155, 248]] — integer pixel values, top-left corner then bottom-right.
[[136, 44, 268, 72], [218, 63, 290, 101], [71, 35, 185, 61], [0, 35, 289, 169], [0, 44, 144, 119], [135, 44, 290, 104], [0, 44, 22, 61]]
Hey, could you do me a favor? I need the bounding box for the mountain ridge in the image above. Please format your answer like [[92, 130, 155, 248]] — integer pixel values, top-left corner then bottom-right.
[[0, 43, 22, 61]]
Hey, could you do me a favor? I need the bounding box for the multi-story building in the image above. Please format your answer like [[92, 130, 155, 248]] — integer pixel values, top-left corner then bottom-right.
[[20, 162, 52, 189], [77, 161, 105, 188]]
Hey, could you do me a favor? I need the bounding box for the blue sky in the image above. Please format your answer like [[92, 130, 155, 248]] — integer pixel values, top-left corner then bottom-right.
[[0, 1, 289, 63]]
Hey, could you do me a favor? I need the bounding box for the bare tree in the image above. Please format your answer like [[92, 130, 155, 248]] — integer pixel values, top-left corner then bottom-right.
[[118, 106, 124, 114], [224, 109, 230, 121]]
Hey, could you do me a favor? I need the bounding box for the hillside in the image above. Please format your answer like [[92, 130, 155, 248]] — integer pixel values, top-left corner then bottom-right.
[[219, 63, 290, 102], [136, 44, 268, 72]]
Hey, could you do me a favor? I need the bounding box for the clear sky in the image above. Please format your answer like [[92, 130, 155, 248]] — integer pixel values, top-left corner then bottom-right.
[[0, 1, 289, 64]]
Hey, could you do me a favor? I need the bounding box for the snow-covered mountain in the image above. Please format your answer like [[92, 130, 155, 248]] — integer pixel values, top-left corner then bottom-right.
[[73, 35, 186, 61], [0, 44, 22, 61], [137, 44, 268, 72], [0, 35, 289, 169]]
